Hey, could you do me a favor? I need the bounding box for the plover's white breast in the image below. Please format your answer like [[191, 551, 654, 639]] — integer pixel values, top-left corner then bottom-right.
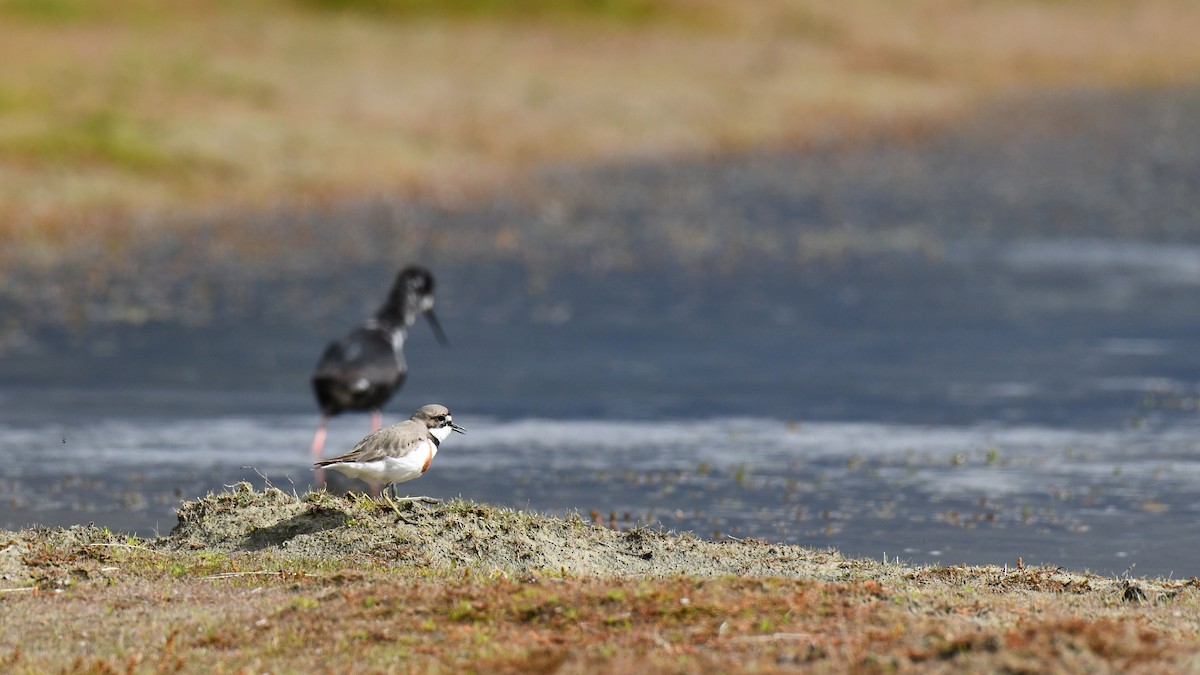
[[325, 439, 437, 485]]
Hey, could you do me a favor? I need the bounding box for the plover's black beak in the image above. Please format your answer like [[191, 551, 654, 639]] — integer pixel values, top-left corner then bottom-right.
[[425, 308, 448, 346], [451, 422, 466, 434]]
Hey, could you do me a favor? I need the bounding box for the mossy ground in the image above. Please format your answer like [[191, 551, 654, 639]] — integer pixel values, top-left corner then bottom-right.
[[3, 484, 1200, 672]]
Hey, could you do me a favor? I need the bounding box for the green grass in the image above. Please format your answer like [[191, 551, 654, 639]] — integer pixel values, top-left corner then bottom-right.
[[0, 0, 170, 24], [292, 0, 670, 25], [0, 111, 175, 173], [0, 0, 98, 22]]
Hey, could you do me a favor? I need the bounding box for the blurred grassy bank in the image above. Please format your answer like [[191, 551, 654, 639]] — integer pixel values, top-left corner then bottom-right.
[[1, 0, 1199, 244]]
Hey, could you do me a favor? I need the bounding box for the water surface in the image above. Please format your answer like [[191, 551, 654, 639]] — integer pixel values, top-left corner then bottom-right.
[[3, 88, 1200, 577]]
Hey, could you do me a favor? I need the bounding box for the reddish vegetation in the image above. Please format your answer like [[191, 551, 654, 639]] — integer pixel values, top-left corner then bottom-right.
[[4, 489, 1200, 672]]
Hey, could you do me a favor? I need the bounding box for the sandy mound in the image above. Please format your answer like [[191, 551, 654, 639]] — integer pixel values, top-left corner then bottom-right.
[[0, 484, 1179, 603], [1, 525, 128, 587], [0, 536, 29, 585], [158, 483, 851, 579]]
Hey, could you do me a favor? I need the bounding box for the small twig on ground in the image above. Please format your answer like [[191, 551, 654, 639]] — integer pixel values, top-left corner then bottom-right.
[[86, 543, 164, 554], [201, 570, 321, 580], [731, 633, 816, 643]]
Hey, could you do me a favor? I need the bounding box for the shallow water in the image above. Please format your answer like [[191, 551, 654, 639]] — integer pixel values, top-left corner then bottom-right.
[[4, 89, 1200, 578], [5, 236, 1200, 577], [3, 401, 1200, 577]]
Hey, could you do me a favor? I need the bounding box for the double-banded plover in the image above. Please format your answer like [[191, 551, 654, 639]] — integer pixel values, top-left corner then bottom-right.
[[314, 404, 465, 510]]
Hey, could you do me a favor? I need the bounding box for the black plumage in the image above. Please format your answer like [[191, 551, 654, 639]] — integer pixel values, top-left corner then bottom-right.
[[309, 266, 446, 458]]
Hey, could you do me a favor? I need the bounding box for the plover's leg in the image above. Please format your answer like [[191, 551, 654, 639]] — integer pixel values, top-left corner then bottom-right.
[[379, 484, 402, 515]]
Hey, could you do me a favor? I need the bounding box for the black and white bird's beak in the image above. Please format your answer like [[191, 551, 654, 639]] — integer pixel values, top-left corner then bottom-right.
[[425, 308, 448, 346], [450, 421, 466, 434]]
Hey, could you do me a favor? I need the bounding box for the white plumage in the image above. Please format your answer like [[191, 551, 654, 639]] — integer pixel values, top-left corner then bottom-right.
[[320, 440, 436, 485]]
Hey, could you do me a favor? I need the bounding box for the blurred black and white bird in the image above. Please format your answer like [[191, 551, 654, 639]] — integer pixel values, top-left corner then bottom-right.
[[309, 265, 446, 458]]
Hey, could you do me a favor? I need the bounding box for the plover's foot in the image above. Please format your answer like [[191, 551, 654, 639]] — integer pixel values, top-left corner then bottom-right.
[[394, 495, 441, 504]]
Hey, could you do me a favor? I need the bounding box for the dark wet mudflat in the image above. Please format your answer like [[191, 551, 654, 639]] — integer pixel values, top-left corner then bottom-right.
[[3, 87, 1200, 577]]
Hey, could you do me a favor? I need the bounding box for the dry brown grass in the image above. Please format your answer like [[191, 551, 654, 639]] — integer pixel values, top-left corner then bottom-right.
[[12, 572, 1200, 673], [4, 489, 1200, 674], [2, 0, 1200, 243]]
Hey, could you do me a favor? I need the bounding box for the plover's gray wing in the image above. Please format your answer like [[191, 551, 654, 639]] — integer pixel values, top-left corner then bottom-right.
[[314, 420, 426, 466]]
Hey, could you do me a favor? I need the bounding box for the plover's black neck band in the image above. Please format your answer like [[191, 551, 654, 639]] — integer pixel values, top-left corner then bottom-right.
[[429, 434, 441, 447]]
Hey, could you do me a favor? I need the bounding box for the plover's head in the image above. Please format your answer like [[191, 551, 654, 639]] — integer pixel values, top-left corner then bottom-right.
[[412, 403, 466, 441], [381, 265, 447, 344]]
